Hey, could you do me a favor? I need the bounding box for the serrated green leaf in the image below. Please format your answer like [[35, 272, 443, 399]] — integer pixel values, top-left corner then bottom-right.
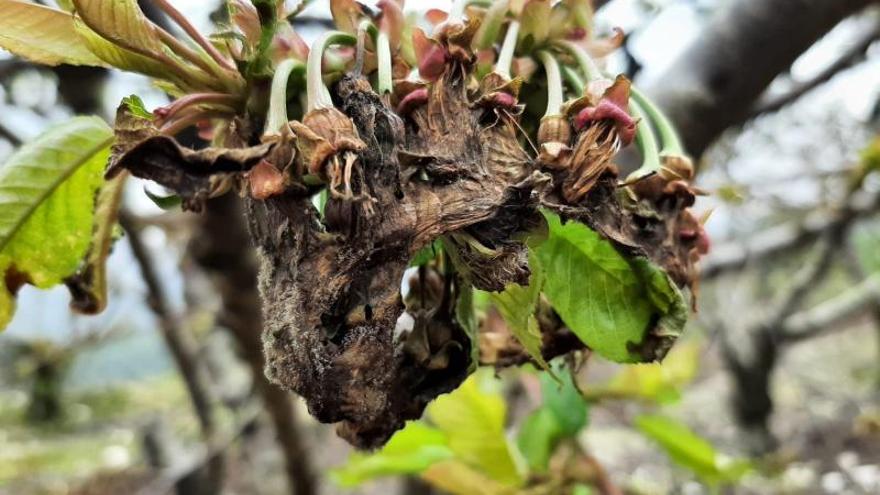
[[427, 371, 523, 487], [635, 415, 751, 485], [0, 117, 114, 330], [330, 423, 454, 487], [73, 20, 180, 82], [490, 250, 550, 370], [72, 0, 162, 56], [122, 95, 153, 120], [0, 0, 106, 67], [536, 211, 687, 363]]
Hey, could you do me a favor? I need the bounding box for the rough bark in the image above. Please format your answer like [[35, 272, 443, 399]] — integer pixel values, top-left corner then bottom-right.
[[649, 0, 878, 158], [188, 194, 317, 495]]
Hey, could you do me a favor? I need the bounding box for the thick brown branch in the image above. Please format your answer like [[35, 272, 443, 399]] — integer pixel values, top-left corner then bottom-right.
[[702, 192, 880, 280], [781, 274, 880, 342], [749, 20, 880, 118], [188, 195, 317, 495], [649, 0, 877, 158]]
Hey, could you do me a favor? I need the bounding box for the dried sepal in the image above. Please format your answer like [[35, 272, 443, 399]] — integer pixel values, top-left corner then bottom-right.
[[562, 124, 620, 203], [412, 27, 447, 82], [377, 0, 405, 50], [290, 107, 365, 178], [330, 0, 364, 34], [537, 114, 572, 146], [248, 159, 285, 200]]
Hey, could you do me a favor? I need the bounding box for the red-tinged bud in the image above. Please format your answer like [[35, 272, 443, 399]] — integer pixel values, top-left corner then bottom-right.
[[574, 76, 637, 145], [413, 28, 447, 82], [491, 92, 518, 109], [397, 88, 429, 115], [377, 0, 404, 49], [249, 159, 285, 199], [426, 9, 449, 25], [696, 228, 711, 256], [196, 120, 214, 141], [567, 27, 587, 40]]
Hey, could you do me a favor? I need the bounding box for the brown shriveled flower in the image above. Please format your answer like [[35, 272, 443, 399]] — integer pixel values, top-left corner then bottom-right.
[[290, 107, 366, 199], [248, 159, 285, 200], [545, 75, 636, 204]]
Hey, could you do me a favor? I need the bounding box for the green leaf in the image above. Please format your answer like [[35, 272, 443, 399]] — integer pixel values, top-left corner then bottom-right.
[[456, 281, 480, 373], [541, 364, 588, 436], [517, 407, 563, 472], [71, 0, 162, 57], [427, 371, 523, 487], [519, 0, 551, 47], [0, 117, 114, 330], [490, 250, 550, 370], [583, 340, 700, 404], [422, 460, 515, 495], [73, 20, 181, 83], [536, 211, 687, 363], [64, 173, 126, 316], [410, 240, 442, 267], [144, 188, 182, 211], [635, 415, 751, 485], [330, 423, 454, 487], [0, 0, 106, 66], [122, 95, 153, 120], [516, 364, 588, 471]]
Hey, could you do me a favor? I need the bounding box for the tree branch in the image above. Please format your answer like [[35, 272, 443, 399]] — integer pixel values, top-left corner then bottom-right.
[[188, 195, 317, 495], [121, 211, 224, 493], [702, 192, 880, 280], [749, 19, 880, 118], [781, 274, 880, 341], [648, 0, 878, 159]]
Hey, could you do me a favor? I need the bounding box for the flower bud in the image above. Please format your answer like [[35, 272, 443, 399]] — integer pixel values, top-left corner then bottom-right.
[[290, 107, 365, 178], [538, 115, 572, 146]]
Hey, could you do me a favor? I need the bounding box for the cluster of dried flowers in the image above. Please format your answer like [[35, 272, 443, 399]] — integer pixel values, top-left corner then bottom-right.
[[109, 0, 709, 448]]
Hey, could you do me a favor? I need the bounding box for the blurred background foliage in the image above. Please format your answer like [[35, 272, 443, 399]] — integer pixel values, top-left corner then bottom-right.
[[0, 0, 879, 494]]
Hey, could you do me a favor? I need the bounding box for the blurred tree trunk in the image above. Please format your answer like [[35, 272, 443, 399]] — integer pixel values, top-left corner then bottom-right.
[[122, 213, 225, 495], [189, 194, 317, 495], [649, 0, 878, 159]]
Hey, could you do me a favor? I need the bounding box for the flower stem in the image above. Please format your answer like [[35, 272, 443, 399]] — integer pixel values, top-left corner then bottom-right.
[[450, 0, 470, 20], [628, 99, 662, 180], [376, 30, 393, 95], [307, 31, 357, 111], [266, 59, 303, 133], [562, 65, 585, 95], [537, 51, 563, 118], [160, 108, 231, 137], [496, 20, 519, 80], [630, 85, 684, 156], [473, 0, 510, 50], [157, 93, 240, 126], [556, 39, 601, 83], [152, 0, 236, 72], [156, 30, 238, 91]]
